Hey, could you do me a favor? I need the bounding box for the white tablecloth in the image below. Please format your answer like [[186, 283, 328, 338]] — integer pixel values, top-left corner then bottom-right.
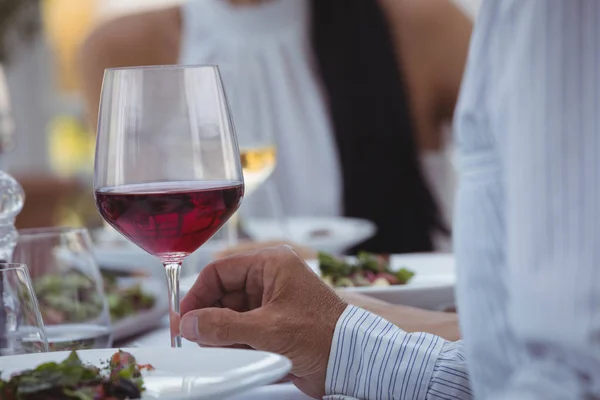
[[122, 319, 311, 399], [227, 384, 312, 400]]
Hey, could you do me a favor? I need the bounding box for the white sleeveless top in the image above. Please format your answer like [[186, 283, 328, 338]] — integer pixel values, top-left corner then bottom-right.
[[178, 0, 456, 248]]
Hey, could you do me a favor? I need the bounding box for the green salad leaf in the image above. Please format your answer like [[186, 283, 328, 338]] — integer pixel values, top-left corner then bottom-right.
[[33, 270, 156, 325], [0, 350, 150, 399], [318, 251, 415, 288]]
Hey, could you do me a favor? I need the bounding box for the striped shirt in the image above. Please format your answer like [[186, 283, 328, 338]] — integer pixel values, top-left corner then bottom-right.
[[324, 1, 600, 399]]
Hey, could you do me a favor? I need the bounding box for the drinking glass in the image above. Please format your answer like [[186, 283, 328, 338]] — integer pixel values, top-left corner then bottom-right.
[[218, 62, 277, 244], [13, 227, 112, 351], [0, 263, 48, 355], [94, 65, 244, 347]]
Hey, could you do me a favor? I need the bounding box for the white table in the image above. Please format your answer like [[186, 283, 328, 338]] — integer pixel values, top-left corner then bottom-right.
[[226, 384, 312, 400]]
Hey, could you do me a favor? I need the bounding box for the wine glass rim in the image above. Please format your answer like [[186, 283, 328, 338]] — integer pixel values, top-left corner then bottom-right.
[[105, 64, 219, 72], [18, 226, 88, 239]]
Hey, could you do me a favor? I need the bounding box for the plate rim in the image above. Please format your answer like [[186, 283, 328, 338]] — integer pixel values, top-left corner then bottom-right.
[[0, 347, 293, 400], [182, 253, 456, 294], [312, 252, 455, 293], [111, 277, 170, 341], [242, 216, 377, 247]]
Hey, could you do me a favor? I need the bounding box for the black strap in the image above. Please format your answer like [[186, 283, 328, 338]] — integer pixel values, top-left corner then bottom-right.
[[311, 0, 448, 254]]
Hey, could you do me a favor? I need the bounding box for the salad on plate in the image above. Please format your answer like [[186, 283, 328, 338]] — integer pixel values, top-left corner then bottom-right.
[[0, 350, 153, 399], [33, 271, 156, 324], [318, 251, 415, 288]]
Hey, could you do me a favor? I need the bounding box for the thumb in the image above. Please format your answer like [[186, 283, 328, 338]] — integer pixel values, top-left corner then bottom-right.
[[180, 308, 267, 347]]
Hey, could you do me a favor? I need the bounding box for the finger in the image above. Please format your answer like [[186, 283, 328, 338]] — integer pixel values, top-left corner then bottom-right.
[[170, 310, 181, 337], [180, 307, 271, 348], [219, 290, 250, 312], [180, 257, 250, 315], [181, 245, 293, 315], [275, 374, 294, 384]]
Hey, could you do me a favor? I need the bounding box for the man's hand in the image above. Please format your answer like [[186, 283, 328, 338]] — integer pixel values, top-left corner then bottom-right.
[[179, 245, 347, 399]]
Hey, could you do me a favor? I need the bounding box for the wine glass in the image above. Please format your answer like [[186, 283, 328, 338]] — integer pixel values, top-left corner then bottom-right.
[[13, 227, 112, 351], [94, 65, 244, 347], [217, 62, 279, 244], [0, 263, 49, 355]]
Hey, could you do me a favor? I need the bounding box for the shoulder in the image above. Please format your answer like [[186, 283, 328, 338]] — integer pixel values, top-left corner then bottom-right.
[[79, 7, 182, 67], [381, 0, 472, 52], [77, 7, 182, 127], [382, 0, 472, 119]]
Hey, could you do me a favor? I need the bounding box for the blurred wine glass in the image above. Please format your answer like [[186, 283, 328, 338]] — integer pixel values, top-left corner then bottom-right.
[[220, 62, 276, 197], [94, 65, 244, 347], [217, 62, 283, 245], [0, 66, 15, 158], [0, 263, 49, 356], [13, 227, 113, 351]]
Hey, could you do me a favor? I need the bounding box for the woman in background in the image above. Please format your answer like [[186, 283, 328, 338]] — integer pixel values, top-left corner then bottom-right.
[[79, 0, 472, 255]]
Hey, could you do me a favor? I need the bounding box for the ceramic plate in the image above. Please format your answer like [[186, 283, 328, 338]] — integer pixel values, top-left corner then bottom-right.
[[0, 347, 291, 400], [308, 253, 456, 310], [242, 216, 377, 255], [92, 242, 214, 281], [111, 277, 170, 341], [180, 253, 455, 311]]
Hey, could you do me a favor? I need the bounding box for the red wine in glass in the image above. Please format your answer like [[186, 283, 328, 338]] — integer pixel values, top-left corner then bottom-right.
[[95, 180, 244, 260]]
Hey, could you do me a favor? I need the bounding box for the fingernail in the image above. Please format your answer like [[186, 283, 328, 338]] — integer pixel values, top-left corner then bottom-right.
[[180, 315, 199, 340]]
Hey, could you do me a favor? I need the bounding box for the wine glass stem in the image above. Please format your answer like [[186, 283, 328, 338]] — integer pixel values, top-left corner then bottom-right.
[[266, 182, 290, 239], [164, 261, 182, 348], [227, 213, 240, 246]]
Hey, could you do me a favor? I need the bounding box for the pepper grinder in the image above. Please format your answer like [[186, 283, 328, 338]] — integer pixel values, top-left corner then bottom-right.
[[0, 65, 25, 349]]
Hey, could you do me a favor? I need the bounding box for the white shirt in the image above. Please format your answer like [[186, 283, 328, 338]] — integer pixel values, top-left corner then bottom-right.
[[325, 1, 600, 399], [178, 0, 457, 238], [179, 0, 343, 219]]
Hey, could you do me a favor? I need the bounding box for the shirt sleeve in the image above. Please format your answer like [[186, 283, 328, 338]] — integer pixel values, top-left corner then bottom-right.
[[324, 306, 471, 400], [492, 1, 600, 398]]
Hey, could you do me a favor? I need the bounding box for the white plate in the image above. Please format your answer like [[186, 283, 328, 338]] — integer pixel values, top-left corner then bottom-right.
[[242, 216, 376, 255], [112, 277, 170, 341], [93, 243, 215, 280], [180, 253, 455, 311], [0, 347, 291, 400], [310, 253, 456, 310]]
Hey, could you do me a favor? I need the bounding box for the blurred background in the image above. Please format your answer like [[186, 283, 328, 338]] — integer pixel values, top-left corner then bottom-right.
[[4, 0, 480, 231], [5, 0, 185, 230], [0, 0, 482, 351]]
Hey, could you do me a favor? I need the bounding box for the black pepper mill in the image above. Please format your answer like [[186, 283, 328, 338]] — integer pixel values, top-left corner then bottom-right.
[[0, 65, 25, 351]]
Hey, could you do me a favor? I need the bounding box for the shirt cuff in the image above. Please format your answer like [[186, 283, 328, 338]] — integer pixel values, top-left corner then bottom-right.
[[324, 305, 446, 400]]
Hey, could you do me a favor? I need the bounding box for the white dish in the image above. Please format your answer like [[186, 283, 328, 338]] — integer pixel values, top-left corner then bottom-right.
[[242, 216, 376, 255], [93, 241, 217, 280], [0, 347, 291, 400], [310, 253, 455, 310], [112, 277, 170, 341], [180, 253, 455, 311]]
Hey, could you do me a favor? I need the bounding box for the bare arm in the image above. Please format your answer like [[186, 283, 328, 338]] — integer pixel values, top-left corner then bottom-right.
[[338, 291, 460, 341], [77, 8, 181, 130], [382, 0, 473, 148]]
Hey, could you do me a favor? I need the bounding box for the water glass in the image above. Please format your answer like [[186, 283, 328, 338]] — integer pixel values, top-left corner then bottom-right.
[[0, 263, 48, 355], [13, 227, 112, 351]]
